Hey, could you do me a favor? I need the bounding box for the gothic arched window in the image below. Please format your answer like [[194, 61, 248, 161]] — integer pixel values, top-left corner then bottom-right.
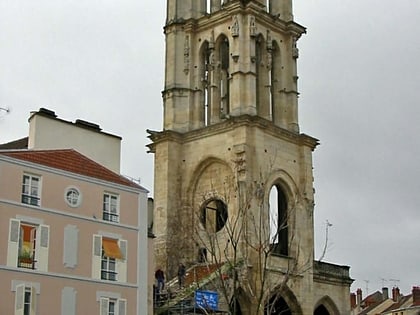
[[256, 34, 271, 120], [200, 41, 211, 126], [269, 184, 288, 256], [314, 305, 330, 315], [271, 41, 282, 125], [219, 36, 230, 118], [265, 296, 291, 315], [207, 35, 230, 124]]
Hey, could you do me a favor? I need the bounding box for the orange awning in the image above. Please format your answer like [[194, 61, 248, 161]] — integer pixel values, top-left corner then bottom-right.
[[102, 238, 123, 259]]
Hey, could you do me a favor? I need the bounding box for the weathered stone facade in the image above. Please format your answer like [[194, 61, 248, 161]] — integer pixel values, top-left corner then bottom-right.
[[148, 1, 352, 314]]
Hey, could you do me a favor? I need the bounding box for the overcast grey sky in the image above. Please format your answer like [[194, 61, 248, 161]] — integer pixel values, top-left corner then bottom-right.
[[1, 0, 419, 297]]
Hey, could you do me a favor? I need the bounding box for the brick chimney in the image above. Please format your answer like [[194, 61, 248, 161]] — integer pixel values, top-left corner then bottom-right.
[[357, 288, 363, 306], [350, 293, 357, 309], [382, 287, 389, 300], [392, 287, 401, 302], [413, 286, 420, 306]]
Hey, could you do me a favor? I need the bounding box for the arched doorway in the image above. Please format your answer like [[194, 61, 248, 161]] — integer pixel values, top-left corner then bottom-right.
[[314, 305, 330, 315], [264, 296, 291, 315], [314, 296, 339, 315], [230, 297, 243, 315]]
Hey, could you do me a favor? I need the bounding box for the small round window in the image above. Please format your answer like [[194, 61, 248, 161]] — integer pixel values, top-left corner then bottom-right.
[[65, 187, 81, 207], [200, 199, 228, 233]]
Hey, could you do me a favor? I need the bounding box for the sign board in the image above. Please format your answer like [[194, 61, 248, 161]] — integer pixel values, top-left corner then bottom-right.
[[195, 290, 219, 311]]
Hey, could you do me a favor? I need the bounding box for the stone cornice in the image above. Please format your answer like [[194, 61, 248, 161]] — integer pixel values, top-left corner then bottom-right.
[[161, 86, 196, 98], [0, 265, 138, 288], [313, 260, 354, 286], [164, 1, 306, 39], [146, 115, 319, 153]]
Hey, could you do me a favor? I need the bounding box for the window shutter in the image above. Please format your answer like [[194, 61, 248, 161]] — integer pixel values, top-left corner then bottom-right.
[[93, 235, 102, 257], [119, 240, 127, 261], [61, 287, 76, 315], [117, 239, 127, 282], [118, 299, 127, 315], [99, 297, 109, 315], [10, 219, 20, 242], [15, 284, 24, 315], [63, 225, 79, 268], [92, 235, 102, 279], [36, 224, 49, 271], [7, 219, 20, 267], [40, 225, 49, 248], [29, 286, 37, 315]]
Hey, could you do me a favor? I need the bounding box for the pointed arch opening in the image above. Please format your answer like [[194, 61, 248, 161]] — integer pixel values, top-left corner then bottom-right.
[[271, 40, 282, 125], [199, 41, 211, 126], [256, 34, 271, 120], [314, 305, 330, 315], [265, 296, 292, 315], [265, 286, 303, 315], [219, 35, 230, 118], [314, 296, 340, 315], [207, 0, 221, 13], [230, 296, 243, 315], [269, 184, 288, 256], [207, 34, 230, 124], [206, 0, 211, 13]]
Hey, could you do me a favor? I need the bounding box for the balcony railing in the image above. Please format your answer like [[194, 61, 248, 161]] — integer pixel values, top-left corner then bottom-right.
[[21, 195, 40, 206], [101, 270, 117, 281], [103, 212, 119, 223], [18, 257, 36, 269]]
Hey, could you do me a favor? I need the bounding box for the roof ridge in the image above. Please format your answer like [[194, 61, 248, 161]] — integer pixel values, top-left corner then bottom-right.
[[0, 149, 146, 190]]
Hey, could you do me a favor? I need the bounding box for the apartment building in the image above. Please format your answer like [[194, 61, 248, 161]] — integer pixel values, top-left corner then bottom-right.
[[0, 109, 149, 315], [351, 287, 420, 315]]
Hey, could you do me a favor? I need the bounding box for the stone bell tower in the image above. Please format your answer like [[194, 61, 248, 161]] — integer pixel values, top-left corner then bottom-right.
[[148, 1, 351, 314]]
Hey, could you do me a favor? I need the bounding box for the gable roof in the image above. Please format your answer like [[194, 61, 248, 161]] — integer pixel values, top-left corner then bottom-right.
[[382, 294, 413, 313], [357, 291, 387, 315], [0, 137, 28, 149], [0, 149, 146, 190]]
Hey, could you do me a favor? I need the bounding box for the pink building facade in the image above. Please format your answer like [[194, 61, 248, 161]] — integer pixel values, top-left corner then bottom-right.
[[0, 109, 149, 315]]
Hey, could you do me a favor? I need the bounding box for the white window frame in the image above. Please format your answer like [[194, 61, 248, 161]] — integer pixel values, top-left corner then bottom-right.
[[24, 287, 31, 314], [92, 235, 127, 282], [17, 223, 36, 269], [15, 284, 37, 315], [99, 297, 126, 315], [101, 252, 117, 281], [7, 219, 50, 271], [102, 193, 119, 223], [64, 186, 82, 208], [21, 174, 41, 207]]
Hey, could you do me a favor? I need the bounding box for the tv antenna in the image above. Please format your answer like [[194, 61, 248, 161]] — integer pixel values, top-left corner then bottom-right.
[[318, 220, 333, 261], [389, 279, 400, 287], [364, 280, 369, 294]]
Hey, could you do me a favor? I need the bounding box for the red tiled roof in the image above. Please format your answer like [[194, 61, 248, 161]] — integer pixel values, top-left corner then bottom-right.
[[0, 149, 143, 189]]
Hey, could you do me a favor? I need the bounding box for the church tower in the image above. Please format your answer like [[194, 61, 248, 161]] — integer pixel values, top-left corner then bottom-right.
[[148, 1, 351, 314]]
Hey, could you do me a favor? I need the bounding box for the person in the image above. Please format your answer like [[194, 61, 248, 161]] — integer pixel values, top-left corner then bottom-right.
[[155, 268, 165, 293], [178, 263, 186, 289]]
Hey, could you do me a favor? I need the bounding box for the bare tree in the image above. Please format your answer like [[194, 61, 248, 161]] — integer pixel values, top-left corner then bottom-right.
[[190, 159, 313, 315]]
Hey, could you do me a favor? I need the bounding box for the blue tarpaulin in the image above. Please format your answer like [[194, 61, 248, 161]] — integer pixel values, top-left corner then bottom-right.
[[195, 290, 219, 311]]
